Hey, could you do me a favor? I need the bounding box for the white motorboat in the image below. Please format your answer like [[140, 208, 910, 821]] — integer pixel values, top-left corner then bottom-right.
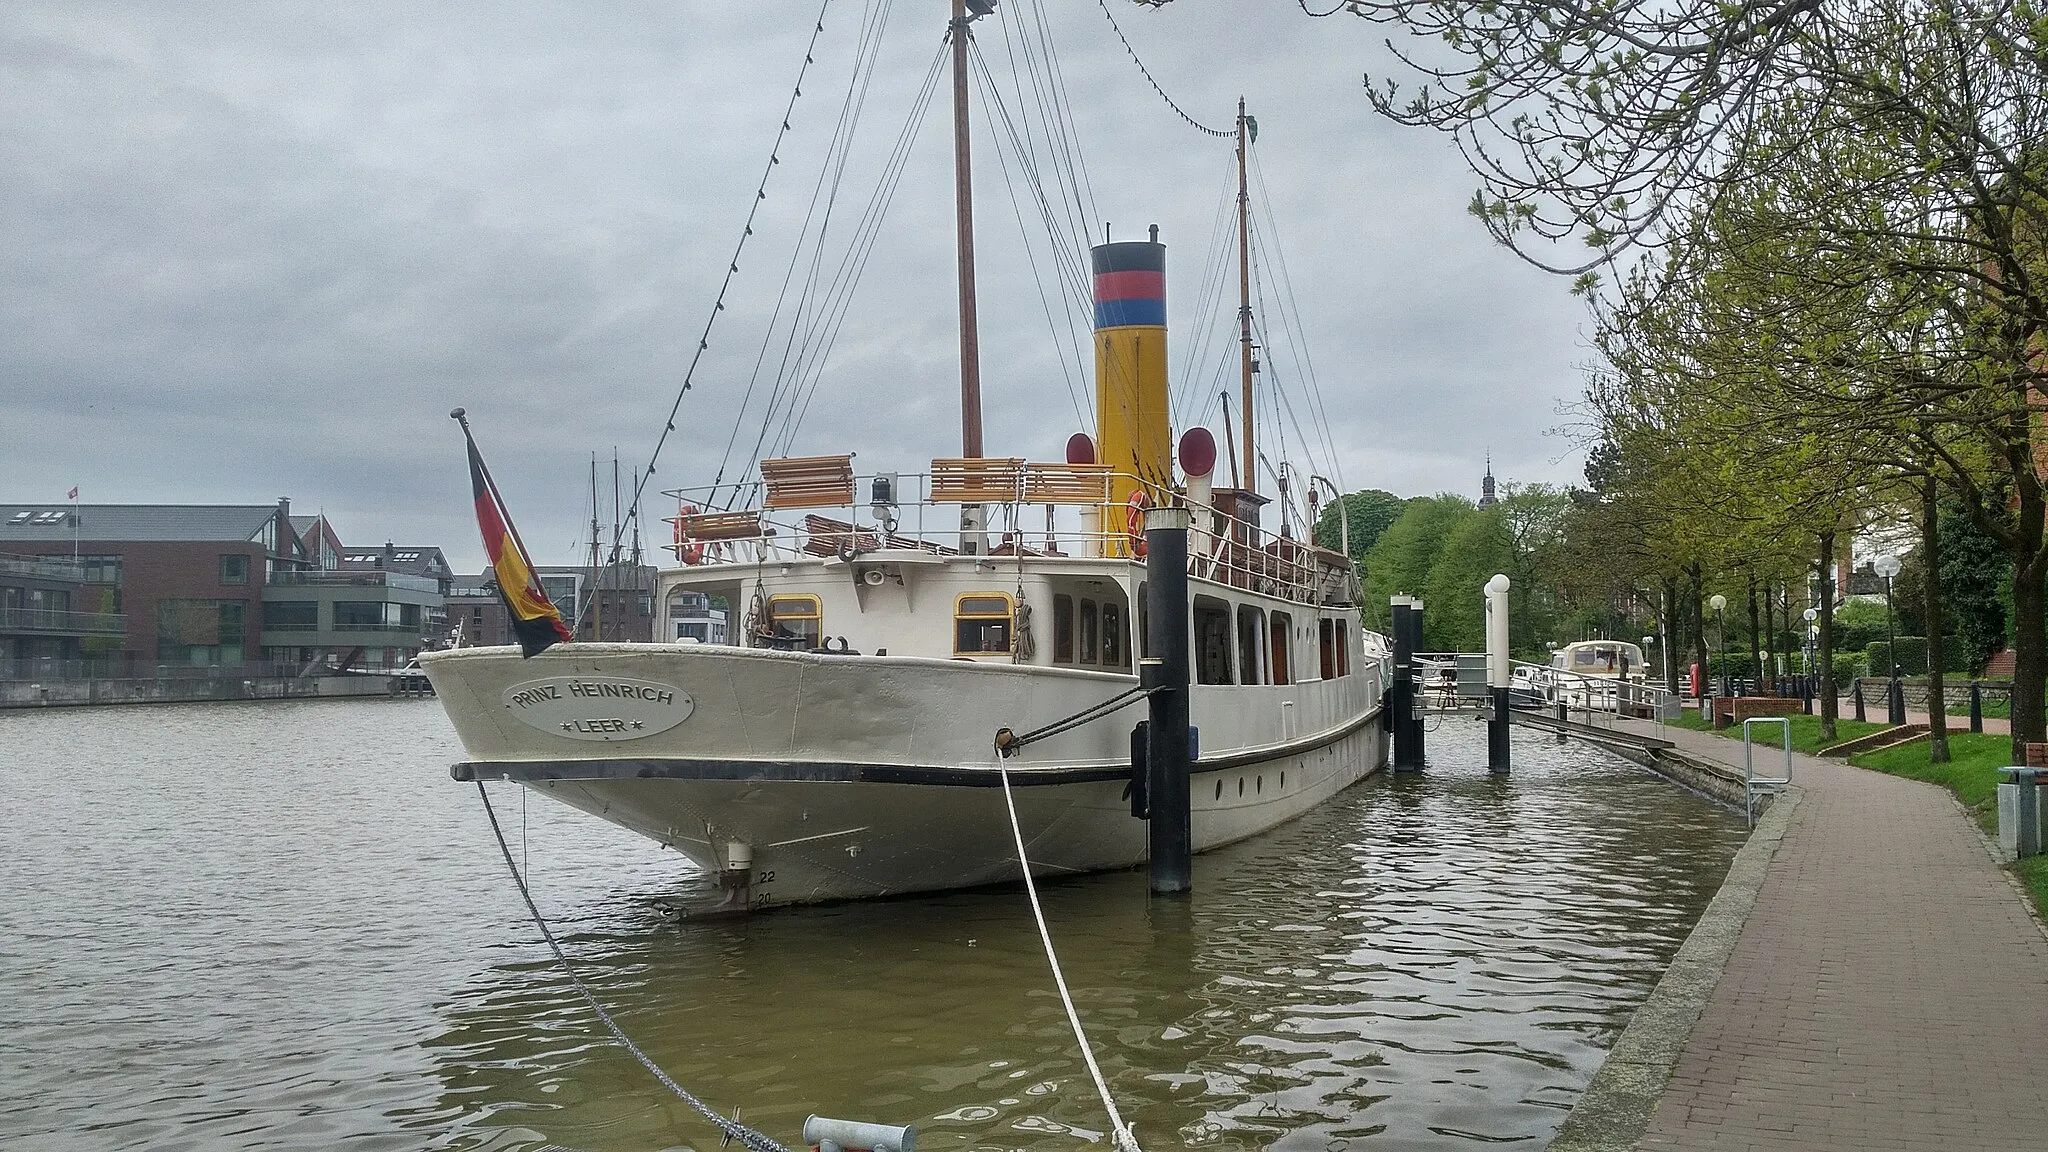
[[422, 3, 1387, 910]]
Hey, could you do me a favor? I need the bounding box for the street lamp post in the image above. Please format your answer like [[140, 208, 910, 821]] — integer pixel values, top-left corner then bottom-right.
[[1803, 606, 1819, 715], [1641, 634, 1656, 718], [1710, 593, 1728, 700], [1874, 554, 1904, 724]]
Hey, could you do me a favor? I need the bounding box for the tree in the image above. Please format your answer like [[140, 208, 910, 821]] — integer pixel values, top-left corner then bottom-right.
[[1423, 507, 1513, 652], [1313, 489, 1407, 571], [1360, 495, 1476, 632]]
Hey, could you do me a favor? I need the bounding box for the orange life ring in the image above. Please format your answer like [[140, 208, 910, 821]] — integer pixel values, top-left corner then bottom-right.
[[674, 503, 705, 565], [1125, 492, 1148, 559]]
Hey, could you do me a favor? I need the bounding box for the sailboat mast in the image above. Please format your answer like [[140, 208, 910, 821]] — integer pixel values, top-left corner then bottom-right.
[[1236, 97, 1254, 496], [951, 0, 984, 458], [588, 454, 602, 641]]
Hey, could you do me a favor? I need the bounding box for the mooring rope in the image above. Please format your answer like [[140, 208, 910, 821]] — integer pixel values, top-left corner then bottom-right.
[[993, 761, 1142, 1152], [995, 684, 1157, 756], [475, 782, 792, 1152]]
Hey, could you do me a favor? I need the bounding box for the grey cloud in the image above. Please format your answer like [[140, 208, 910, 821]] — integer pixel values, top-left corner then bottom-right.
[[1, 1, 1591, 571]]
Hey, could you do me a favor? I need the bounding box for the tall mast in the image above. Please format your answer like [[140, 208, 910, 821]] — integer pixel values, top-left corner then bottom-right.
[[588, 454, 602, 641], [1236, 97, 1255, 495], [951, 0, 984, 458]]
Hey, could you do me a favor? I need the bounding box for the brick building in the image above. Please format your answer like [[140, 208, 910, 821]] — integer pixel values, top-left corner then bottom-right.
[[0, 501, 302, 673]]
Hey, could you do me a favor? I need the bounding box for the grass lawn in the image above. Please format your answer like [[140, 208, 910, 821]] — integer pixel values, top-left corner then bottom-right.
[[1668, 709, 1888, 754], [1670, 713, 2048, 921], [1850, 733, 2048, 921]]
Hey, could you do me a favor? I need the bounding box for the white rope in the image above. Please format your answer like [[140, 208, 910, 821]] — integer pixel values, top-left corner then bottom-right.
[[994, 761, 1142, 1152]]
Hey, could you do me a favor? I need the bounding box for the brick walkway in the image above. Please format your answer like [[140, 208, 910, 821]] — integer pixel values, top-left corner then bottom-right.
[[1609, 722, 2048, 1150]]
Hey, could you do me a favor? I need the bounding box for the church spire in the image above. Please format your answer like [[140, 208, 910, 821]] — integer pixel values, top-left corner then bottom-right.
[[1478, 452, 1498, 509]]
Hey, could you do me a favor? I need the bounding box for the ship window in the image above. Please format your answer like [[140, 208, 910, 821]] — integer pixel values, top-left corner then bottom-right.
[[1336, 620, 1350, 676], [1269, 611, 1292, 685], [1319, 618, 1336, 680], [1053, 594, 1074, 663], [1079, 599, 1099, 664], [1237, 605, 1265, 685], [1193, 596, 1233, 685], [766, 594, 823, 647], [954, 593, 1014, 655], [1102, 602, 1126, 668]]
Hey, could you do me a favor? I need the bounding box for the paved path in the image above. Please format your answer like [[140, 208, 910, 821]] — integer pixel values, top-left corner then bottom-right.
[[1565, 721, 2048, 1150]]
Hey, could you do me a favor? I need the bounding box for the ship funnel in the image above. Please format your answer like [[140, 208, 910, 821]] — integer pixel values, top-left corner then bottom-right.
[[1092, 235, 1169, 556]]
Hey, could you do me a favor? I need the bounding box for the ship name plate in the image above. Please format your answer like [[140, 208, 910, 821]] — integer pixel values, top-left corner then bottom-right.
[[502, 676, 694, 741]]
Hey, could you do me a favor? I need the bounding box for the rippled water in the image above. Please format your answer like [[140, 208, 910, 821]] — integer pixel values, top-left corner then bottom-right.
[[0, 700, 1744, 1151]]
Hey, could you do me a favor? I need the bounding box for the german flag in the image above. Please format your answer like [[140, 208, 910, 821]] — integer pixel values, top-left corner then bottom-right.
[[457, 411, 572, 657]]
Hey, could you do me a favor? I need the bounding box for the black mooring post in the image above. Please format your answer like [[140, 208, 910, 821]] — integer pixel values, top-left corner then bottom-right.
[[1145, 507, 1193, 895], [1971, 681, 1983, 733], [1490, 686, 1512, 768], [1391, 596, 1424, 771], [1484, 574, 1510, 775], [1406, 600, 1427, 769]]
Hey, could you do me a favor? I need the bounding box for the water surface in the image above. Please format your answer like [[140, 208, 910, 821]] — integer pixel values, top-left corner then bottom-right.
[[0, 700, 1744, 1150]]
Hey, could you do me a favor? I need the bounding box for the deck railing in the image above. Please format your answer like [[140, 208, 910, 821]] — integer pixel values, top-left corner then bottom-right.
[[0, 606, 127, 636], [662, 465, 1360, 608]]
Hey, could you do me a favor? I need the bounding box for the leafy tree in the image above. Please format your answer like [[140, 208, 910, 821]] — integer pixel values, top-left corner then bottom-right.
[[1312, 489, 1407, 571], [1937, 496, 2011, 674], [1423, 507, 1513, 652], [1360, 494, 1475, 631]]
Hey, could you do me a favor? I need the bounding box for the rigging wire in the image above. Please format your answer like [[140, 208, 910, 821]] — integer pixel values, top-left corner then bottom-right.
[[475, 781, 791, 1152], [1168, 157, 1241, 430], [1090, 0, 1233, 138], [619, 0, 837, 549], [971, 42, 1091, 430], [995, 2, 1096, 280], [1248, 148, 1345, 490], [707, 0, 899, 509], [767, 38, 950, 464]]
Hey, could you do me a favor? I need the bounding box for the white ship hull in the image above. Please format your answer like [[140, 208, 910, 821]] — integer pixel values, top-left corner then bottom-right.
[[423, 641, 1385, 909]]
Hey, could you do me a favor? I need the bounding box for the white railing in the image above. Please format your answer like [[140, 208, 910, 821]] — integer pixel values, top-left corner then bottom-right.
[[661, 467, 1360, 608], [1507, 659, 1678, 738]]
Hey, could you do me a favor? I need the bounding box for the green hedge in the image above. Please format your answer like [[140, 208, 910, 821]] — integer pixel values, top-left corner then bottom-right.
[[1867, 637, 1929, 677]]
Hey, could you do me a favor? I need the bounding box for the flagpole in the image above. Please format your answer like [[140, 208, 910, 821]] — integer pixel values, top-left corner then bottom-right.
[[451, 409, 543, 570]]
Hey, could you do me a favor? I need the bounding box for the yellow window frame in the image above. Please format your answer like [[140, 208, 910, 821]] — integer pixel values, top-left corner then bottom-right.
[[765, 594, 823, 641], [953, 591, 1016, 655]]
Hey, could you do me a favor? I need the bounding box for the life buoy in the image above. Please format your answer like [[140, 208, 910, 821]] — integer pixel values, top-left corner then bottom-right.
[[1125, 491, 1148, 558], [674, 503, 705, 565]]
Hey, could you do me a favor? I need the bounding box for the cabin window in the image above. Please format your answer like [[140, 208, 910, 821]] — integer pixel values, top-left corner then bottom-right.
[[1193, 596, 1234, 685], [1053, 594, 1074, 663], [954, 593, 1014, 655], [1102, 602, 1127, 668], [1079, 599, 1099, 664], [1236, 605, 1265, 685], [1269, 611, 1292, 685], [1336, 620, 1350, 676], [766, 595, 823, 647], [1318, 618, 1336, 680]]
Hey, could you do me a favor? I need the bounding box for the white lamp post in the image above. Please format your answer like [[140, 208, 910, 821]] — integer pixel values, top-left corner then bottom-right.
[[1874, 554, 1903, 723]]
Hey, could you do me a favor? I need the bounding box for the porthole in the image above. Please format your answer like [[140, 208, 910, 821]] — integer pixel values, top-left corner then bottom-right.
[[1214, 780, 1223, 801], [1256, 775, 1263, 794], [1238, 777, 1244, 797], [1280, 771, 1286, 788]]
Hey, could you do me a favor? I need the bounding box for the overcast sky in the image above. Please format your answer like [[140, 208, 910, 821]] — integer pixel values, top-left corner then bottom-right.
[[1, 1, 1594, 571]]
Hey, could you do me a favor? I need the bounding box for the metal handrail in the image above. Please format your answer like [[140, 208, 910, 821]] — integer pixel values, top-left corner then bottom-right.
[[658, 467, 1360, 609], [267, 570, 442, 594], [1742, 716, 1793, 827], [0, 606, 127, 635], [1505, 658, 1677, 738]]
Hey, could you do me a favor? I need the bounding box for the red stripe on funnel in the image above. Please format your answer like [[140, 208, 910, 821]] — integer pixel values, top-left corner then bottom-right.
[[1093, 269, 1164, 302]]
